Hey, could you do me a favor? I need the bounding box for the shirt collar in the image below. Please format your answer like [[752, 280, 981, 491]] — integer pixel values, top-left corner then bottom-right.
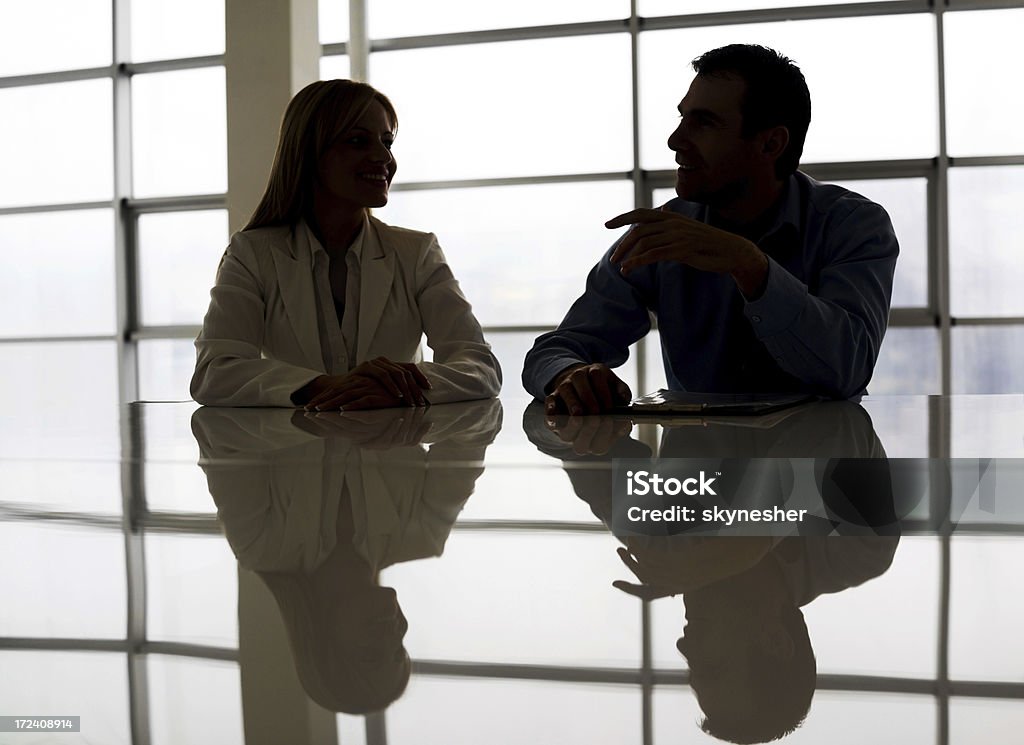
[[301, 214, 369, 263]]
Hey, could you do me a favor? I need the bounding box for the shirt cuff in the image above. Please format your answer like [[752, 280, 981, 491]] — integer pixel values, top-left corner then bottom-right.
[[743, 256, 808, 339]]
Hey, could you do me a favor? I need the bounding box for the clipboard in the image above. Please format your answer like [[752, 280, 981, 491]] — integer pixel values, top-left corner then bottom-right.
[[620, 390, 819, 417]]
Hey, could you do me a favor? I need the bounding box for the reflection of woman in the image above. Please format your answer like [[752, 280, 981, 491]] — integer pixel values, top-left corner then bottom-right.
[[191, 80, 501, 409]]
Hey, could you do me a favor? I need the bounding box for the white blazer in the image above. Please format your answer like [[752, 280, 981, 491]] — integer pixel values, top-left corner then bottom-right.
[[191, 216, 501, 407]]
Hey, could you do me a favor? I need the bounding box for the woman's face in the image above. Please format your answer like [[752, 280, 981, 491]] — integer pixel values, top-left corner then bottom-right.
[[315, 99, 397, 213]]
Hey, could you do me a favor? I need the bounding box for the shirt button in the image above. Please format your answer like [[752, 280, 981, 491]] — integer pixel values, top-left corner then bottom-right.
[[752, 315, 762, 323]]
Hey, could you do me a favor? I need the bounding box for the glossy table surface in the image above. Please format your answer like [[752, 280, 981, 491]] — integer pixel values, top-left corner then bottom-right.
[[1, 394, 1023, 745]]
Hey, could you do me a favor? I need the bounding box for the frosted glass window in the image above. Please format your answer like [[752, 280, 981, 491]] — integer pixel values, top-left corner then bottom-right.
[[383, 531, 640, 666], [945, 10, 1024, 157], [654, 688, 934, 745], [0, 460, 121, 516], [952, 699, 1024, 744], [139, 210, 228, 326], [370, 34, 632, 181], [861, 396, 932, 459], [0, 651, 130, 745], [380, 181, 634, 326], [319, 0, 349, 44], [369, 0, 626, 38], [388, 677, 639, 744], [951, 394, 1024, 458], [949, 166, 1024, 317], [319, 54, 351, 80], [148, 655, 243, 745], [802, 537, 938, 678], [146, 534, 239, 648], [139, 401, 203, 464], [642, 329, 669, 395], [950, 537, 1024, 682], [0, 0, 110, 76], [833, 178, 928, 309], [0, 341, 119, 460], [871, 327, 940, 395], [0, 209, 116, 337], [0, 80, 113, 208], [641, 0, 901, 13], [146, 463, 219, 514], [130, 0, 225, 62], [639, 15, 937, 170], [952, 326, 1024, 395], [132, 67, 228, 198], [0, 522, 126, 639], [458, 467, 610, 523], [138, 338, 197, 402]]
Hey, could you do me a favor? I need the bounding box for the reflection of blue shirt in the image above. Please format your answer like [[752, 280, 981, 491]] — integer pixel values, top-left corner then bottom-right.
[[522, 172, 898, 400]]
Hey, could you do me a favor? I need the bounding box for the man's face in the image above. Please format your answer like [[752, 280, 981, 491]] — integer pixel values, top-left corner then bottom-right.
[[668, 73, 761, 206]]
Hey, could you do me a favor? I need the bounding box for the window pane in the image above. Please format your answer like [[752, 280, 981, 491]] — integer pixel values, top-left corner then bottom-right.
[[639, 15, 937, 169], [950, 537, 1024, 683], [952, 326, 1024, 394], [0, 522, 126, 638], [146, 462, 219, 514], [132, 67, 228, 198], [951, 394, 1024, 458], [949, 166, 1024, 317], [0, 80, 113, 208], [369, 0, 626, 38], [139, 210, 227, 326], [0, 651, 130, 745], [872, 327, 940, 395], [0, 341, 119, 459], [388, 677, 639, 743], [371, 35, 633, 181], [803, 537, 938, 678], [384, 532, 640, 666], [0, 209, 116, 337], [148, 656, 243, 745], [952, 699, 1024, 744], [319, 54, 351, 80], [146, 534, 238, 648], [131, 0, 225, 62], [0, 460, 121, 516], [833, 178, 927, 309], [0, 0, 111, 76], [379, 181, 634, 326], [138, 338, 197, 402], [641, 0, 901, 13], [319, 0, 349, 44], [945, 9, 1024, 157]]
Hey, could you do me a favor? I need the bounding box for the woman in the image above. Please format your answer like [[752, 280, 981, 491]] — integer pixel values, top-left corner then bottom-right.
[[191, 80, 501, 409]]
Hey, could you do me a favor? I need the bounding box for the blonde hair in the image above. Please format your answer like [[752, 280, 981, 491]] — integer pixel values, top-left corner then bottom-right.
[[245, 79, 398, 231]]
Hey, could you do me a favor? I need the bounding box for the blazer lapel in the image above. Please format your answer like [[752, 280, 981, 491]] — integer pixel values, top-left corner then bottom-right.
[[273, 224, 323, 369], [356, 219, 395, 362]]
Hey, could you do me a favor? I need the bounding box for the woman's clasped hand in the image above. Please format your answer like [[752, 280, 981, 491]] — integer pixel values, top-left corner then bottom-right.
[[296, 358, 432, 411]]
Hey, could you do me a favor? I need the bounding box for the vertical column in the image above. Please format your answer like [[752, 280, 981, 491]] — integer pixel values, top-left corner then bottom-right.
[[225, 0, 321, 233]]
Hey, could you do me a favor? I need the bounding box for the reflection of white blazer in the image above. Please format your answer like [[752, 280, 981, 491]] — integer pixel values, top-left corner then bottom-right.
[[191, 217, 501, 406]]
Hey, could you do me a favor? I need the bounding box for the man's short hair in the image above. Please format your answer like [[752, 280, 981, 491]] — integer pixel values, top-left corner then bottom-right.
[[692, 44, 811, 179]]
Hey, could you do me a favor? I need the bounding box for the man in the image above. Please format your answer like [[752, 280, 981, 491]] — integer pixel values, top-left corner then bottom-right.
[[522, 44, 899, 415]]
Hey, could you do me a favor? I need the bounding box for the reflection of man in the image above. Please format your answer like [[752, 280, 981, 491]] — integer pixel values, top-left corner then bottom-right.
[[523, 44, 899, 414]]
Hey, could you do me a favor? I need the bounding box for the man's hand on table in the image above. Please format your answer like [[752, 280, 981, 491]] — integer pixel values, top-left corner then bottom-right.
[[544, 412, 634, 456], [545, 363, 632, 416]]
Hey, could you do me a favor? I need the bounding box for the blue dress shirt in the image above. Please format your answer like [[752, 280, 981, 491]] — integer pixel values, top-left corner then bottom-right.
[[522, 171, 899, 400]]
